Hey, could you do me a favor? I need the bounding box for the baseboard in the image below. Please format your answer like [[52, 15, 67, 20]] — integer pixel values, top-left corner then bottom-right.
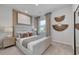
[[51, 40, 73, 48]]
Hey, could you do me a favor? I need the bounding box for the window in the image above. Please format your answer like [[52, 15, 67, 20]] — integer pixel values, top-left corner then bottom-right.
[[38, 20, 46, 33]]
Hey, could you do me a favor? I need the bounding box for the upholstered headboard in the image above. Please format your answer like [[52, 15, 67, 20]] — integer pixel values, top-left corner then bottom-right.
[[14, 24, 35, 38], [15, 24, 32, 33]]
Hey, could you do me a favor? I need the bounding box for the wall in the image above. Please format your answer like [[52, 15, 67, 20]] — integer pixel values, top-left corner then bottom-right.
[[0, 5, 13, 38], [51, 6, 74, 46], [0, 5, 12, 27], [73, 4, 79, 12]]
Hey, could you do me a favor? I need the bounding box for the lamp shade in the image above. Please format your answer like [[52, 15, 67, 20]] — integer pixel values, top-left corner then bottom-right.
[[4, 26, 12, 32], [0, 25, 5, 32]]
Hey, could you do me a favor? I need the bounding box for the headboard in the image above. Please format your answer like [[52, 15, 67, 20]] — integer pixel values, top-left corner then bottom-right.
[[15, 24, 33, 33]]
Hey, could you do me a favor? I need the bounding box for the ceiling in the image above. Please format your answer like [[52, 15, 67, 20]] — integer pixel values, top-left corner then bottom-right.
[[3, 4, 72, 16]]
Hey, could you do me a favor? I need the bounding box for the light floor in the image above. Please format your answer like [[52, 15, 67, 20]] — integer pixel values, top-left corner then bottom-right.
[[0, 42, 73, 55], [76, 47, 79, 54]]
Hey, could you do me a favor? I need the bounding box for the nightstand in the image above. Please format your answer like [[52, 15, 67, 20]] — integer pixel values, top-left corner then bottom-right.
[[2, 37, 16, 48]]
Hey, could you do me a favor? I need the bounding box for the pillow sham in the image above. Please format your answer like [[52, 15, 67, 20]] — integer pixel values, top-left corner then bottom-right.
[[28, 32, 33, 36], [20, 33, 29, 38]]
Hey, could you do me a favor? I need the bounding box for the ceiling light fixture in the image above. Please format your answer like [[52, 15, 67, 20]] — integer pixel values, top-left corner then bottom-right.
[[25, 10, 28, 13], [35, 3, 39, 6], [34, 0, 39, 6]]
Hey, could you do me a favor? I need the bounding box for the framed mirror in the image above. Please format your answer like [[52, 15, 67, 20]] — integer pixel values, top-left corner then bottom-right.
[[74, 5, 79, 55]]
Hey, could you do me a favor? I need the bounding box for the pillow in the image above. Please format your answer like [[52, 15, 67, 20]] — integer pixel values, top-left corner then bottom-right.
[[20, 33, 29, 38], [16, 33, 20, 38], [28, 32, 33, 36]]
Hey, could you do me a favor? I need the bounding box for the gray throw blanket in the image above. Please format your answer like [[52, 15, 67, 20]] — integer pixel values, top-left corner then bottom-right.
[[22, 36, 37, 48], [22, 35, 45, 48]]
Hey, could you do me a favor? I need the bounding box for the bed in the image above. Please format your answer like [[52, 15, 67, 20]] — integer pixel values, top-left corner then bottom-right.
[[16, 35, 51, 55]]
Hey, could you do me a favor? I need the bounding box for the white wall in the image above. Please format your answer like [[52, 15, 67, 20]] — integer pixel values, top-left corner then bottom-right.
[[51, 6, 74, 46], [0, 5, 13, 39], [0, 5, 12, 27], [73, 4, 79, 12]]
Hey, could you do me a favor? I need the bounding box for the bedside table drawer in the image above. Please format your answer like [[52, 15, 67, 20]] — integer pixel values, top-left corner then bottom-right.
[[2, 37, 16, 48]]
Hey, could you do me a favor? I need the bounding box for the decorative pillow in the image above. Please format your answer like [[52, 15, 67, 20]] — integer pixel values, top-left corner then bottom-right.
[[28, 32, 33, 36], [20, 33, 29, 38], [20, 33, 23, 38], [16, 33, 20, 38], [25, 32, 29, 37]]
